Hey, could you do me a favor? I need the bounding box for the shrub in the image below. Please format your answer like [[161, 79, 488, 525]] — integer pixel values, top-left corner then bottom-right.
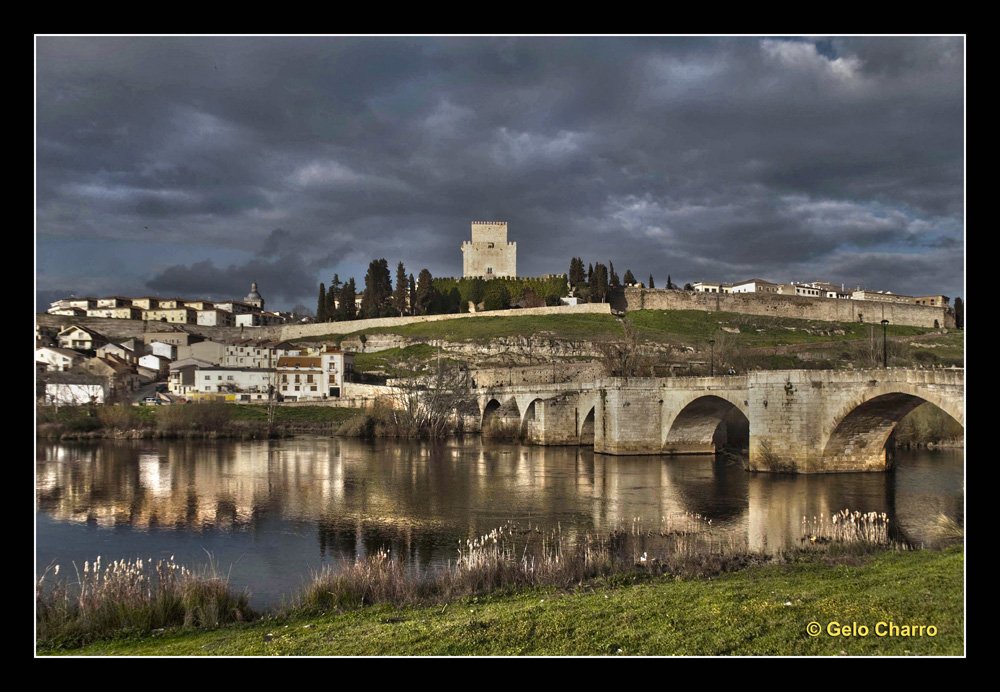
[[96, 404, 139, 431], [482, 282, 511, 311]]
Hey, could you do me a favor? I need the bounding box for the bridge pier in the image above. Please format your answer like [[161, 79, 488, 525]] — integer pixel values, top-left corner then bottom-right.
[[593, 383, 664, 455], [532, 397, 580, 445]]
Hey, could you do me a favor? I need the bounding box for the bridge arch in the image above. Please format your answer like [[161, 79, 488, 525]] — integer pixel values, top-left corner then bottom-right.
[[481, 396, 521, 432], [662, 393, 750, 455], [819, 384, 964, 472]]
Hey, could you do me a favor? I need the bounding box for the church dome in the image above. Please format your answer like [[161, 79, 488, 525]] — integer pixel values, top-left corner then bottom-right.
[[245, 281, 264, 306]]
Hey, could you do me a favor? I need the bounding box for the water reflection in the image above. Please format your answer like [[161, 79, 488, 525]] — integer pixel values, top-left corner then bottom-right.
[[36, 437, 963, 607]]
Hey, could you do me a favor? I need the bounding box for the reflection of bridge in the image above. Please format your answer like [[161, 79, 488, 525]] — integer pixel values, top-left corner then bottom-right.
[[475, 368, 964, 473]]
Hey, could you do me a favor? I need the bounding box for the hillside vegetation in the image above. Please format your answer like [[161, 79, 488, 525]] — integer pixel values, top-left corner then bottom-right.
[[293, 309, 962, 376]]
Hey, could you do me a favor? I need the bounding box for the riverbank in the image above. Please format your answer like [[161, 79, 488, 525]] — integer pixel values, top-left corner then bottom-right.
[[35, 403, 366, 440], [40, 546, 963, 656]]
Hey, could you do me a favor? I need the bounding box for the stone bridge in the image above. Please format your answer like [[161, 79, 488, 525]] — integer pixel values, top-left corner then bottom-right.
[[474, 368, 964, 473]]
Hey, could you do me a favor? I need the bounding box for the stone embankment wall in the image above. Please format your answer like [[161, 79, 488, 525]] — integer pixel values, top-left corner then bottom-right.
[[468, 362, 605, 387], [617, 288, 955, 329]]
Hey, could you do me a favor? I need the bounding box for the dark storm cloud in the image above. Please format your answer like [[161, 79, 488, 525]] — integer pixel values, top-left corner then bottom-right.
[[36, 36, 964, 309], [145, 229, 345, 305]]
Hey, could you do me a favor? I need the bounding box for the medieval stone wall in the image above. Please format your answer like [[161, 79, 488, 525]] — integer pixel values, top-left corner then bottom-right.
[[618, 287, 955, 329]]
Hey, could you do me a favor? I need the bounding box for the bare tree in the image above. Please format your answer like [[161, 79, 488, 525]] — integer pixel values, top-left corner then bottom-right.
[[388, 355, 479, 437], [596, 318, 656, 377], [848, 326, 907, 368], [709, 330, 758, 374]]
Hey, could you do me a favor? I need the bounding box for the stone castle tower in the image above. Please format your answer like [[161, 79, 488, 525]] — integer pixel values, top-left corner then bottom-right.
[[461, 221, 516, 279]]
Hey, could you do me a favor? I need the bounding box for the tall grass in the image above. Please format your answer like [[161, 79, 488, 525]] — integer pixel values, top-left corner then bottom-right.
[[36, 555, 255, 648], [292, 507, 925, 618], [800, 509, 897, 548], [291, 514, 763, 615]]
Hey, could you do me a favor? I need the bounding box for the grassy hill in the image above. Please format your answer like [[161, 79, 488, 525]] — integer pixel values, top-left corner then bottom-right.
[[292, 309, 962, 375]]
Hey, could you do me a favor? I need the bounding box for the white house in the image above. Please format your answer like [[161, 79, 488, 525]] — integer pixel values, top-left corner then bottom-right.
[[147, 341, 178, 360], [168, 358, 215, 396], [194, 367, 276, 399], [139, 353, 171, 377], [197, 309, 236, 327], [36, 347, 85, 372], [57, 325, 107, 352], [235, 312, 284, 327], [320, 349, 354, 398], [728, 279, 779, 294]]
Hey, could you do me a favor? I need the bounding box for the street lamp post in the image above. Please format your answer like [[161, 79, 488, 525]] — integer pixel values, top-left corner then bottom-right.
[[709, 338, 715, 377], [880, 319, 889, 368]]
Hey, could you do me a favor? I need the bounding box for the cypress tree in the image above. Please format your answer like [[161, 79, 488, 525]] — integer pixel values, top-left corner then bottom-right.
[[591, 263, 609, 303], [649, 275, 655, 289], [415, 268, 437, 315], [335, 278, 356, 321], [317, 282, 327, 322], [327, 274, 341, 321], [361, 259, 393, 318], [394, 261, 408, 316], [408, 274, 416, 316], [623, 269, 636, 286]]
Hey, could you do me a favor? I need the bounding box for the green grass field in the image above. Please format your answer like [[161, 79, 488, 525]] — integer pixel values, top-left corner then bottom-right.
[[42, 547, 963, 656], [299, 309, 944, 349]]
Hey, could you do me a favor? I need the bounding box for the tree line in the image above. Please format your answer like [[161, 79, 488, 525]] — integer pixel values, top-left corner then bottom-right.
[[316, 261, 571, 322], [567, 257, 687, 303]]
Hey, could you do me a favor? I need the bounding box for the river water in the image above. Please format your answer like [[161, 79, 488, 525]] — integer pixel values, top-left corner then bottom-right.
[[35, 436, 964, 608]]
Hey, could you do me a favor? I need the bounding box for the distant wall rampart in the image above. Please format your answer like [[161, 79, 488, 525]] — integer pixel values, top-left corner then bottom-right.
[[619, 288, 955, 329]]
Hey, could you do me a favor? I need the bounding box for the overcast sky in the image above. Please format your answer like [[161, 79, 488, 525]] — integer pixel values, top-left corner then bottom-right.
[[35, 36, 965, 312]]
